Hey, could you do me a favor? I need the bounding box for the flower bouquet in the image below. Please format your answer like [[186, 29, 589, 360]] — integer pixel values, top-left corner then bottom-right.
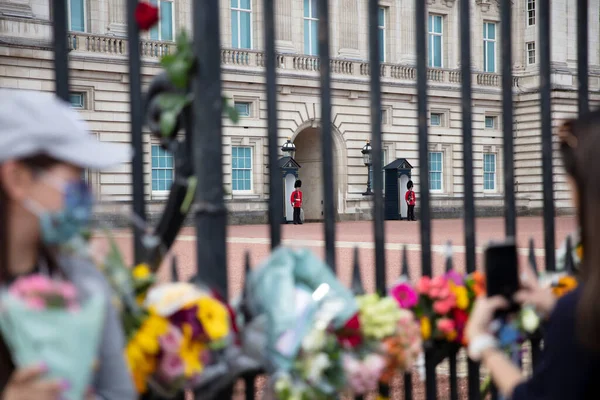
[[122, 277, 232, 396], [393, 271, 476, 347], [242, 247, 423, 399], [0, 274, 105, 400]]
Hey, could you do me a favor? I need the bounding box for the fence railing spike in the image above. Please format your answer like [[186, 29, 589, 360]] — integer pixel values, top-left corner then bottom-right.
[[565, 236, 575, 274], [528, 238, 539, 276], [401, 244, 411, 280], [351, 247, 365, 295], [171, 255, 179, 281], [244, 251, 251, 275], [445, 241, 453, 273]]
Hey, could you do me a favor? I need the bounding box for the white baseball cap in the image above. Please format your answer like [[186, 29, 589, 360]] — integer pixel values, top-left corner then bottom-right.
[[0, 89, 132, 169]]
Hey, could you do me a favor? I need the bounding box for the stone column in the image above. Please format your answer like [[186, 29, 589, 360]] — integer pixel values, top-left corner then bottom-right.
[[107, 0, 127, 36], [275, 0, 294, 52], [398, 0, 415, 64], [337, 0, 359, 58]]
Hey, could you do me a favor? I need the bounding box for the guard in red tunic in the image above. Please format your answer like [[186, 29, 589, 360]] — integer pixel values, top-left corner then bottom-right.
[[291, 179, 303, 225], [405, 180, 416, 221]]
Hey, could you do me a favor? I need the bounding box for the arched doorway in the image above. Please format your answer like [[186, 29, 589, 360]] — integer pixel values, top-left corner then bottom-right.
[[292, 123, 345, 222]]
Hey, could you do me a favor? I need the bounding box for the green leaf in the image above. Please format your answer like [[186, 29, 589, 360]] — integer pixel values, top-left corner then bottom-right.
[[222, 97, 239, 124], [165, 57, 191, 89], [160, 110, 178, 138]]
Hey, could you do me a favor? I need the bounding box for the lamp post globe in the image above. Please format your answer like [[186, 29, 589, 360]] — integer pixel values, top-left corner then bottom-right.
[[282, 138, 296, 159], [361, 140, 372, 166]]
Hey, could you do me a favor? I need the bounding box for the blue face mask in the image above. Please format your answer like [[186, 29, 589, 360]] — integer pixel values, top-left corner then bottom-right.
[[25, 180, 94, 246]]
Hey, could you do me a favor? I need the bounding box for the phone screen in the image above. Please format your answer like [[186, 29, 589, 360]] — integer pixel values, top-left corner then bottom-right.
[[484, 239, 519, 313]]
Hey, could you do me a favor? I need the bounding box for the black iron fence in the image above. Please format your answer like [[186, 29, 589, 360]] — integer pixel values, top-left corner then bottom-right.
[[47, 0, 592, 399]]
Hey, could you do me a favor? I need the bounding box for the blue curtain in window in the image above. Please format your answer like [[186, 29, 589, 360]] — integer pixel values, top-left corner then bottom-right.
[[378, 8, 385, 62], [484, 23, 496, 72], [160, 1, 173, 41], [69, 0, 85, 32], [151, 145, 174, 191], [232, 147, 252, 191], [428, 152, 442, 191], [428, 15, 442, 68]]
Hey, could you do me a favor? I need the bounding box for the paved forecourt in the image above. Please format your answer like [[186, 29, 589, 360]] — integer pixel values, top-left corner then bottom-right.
[[95, 216, 577, 300]]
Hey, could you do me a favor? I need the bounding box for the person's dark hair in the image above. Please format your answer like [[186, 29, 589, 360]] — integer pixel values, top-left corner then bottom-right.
[[407, 180, 414, 190], [559, 110, 600, 351], [295, 180, 302, 188], [0, 154, 61, 388]]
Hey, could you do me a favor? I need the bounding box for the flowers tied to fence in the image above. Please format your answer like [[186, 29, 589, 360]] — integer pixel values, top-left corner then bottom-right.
[[0, 274, 105, 400], [241, 247, 422, 399]]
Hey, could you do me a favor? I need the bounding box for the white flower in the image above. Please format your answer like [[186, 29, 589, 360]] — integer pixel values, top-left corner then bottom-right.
[[521, 306, 541, 333], [301, 327, 327, 352], [304, 352, 331, 383]]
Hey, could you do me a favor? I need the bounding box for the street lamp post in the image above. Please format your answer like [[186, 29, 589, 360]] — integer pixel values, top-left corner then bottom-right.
[[281, 138, 296, 159], [361, 140, 373, 196]]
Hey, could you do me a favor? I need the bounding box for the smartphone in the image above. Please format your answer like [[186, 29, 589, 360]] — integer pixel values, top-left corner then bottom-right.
[[484, 238, 520, 316]]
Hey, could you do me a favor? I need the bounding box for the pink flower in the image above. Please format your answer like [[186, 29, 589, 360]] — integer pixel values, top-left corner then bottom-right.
[[343, 354, 386, 395], [428, 276, 449, 299], [58, 283, 77, 300], [159, 325, 183, 354], [436, 318, 455, 334], [416, 276, 431, 294], [158, 353, 185, 382], [25, 297, 46, 310], [433, 297, 455, 315], [391, 283, 418, 309]]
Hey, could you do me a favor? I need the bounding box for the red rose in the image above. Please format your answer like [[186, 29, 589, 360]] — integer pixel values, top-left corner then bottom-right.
[[335, 313, 363, 348], [135, 2, 159, 31], [453, 308, 469, 343]]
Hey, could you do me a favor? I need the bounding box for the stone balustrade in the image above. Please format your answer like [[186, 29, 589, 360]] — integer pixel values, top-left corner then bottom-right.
[[66, 32, 514, 88]]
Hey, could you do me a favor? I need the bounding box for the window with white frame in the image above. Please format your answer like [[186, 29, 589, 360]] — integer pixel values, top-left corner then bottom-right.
[[430, 112, 443, 127], [303, 0, 318, 55], [483, 153, 496, 191], [231, 0, 252, 49], [149, 0, 174, 41], [527, 42, 536, 65], [483, 22, 497, 73], [232, 146, 253, 192], [429, 151, 443, 192], [485, 115, 497, 129], [69, 92, 85, 109], [527, 0, 535, 26], [234, 101, 251, 117], [428, 14, 443, 68], [378, 7, 387, 63], [68, 0, 86, 32], [151, 145, 174, 192]]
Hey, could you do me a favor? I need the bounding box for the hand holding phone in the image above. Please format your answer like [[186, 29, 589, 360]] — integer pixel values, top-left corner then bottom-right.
[[484, 238, 520, 316]]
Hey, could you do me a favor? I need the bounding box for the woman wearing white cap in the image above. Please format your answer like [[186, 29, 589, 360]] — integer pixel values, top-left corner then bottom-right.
[[0, 90, 135, 399]]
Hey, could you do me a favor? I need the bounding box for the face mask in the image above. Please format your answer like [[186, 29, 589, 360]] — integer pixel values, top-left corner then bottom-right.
[[24, 179, 93, 246]]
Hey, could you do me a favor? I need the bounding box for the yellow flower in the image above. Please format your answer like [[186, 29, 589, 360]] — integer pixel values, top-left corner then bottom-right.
[[576, 244, 583, 260], [449, 282, 469, 310], [420, 316, 431, 340], [446, 330, 458, 342], [179, 324, 205, 378], [196, 297, 230, 341], [124, 313, 169, 393], [133, 263, 152, 280]]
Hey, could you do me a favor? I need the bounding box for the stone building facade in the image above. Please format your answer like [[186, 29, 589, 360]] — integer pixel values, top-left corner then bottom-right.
[[1, 0, 599, 223]]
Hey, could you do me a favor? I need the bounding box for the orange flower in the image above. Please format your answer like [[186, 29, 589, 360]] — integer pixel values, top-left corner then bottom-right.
[[552, 276, 578, 297], [379, 336, 408, 383], [472, 271, 486, 297]]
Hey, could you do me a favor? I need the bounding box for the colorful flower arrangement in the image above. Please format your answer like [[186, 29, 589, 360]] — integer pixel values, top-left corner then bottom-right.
[[124, 280, 232, 395], [274, 293, 422, 399], [391, 271, 485, 345], [0, 274, 105, 400]]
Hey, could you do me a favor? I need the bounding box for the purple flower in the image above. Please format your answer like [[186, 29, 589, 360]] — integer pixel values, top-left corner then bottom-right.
[[169, 306, 205, 340], [445, 270, 464, 286]]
